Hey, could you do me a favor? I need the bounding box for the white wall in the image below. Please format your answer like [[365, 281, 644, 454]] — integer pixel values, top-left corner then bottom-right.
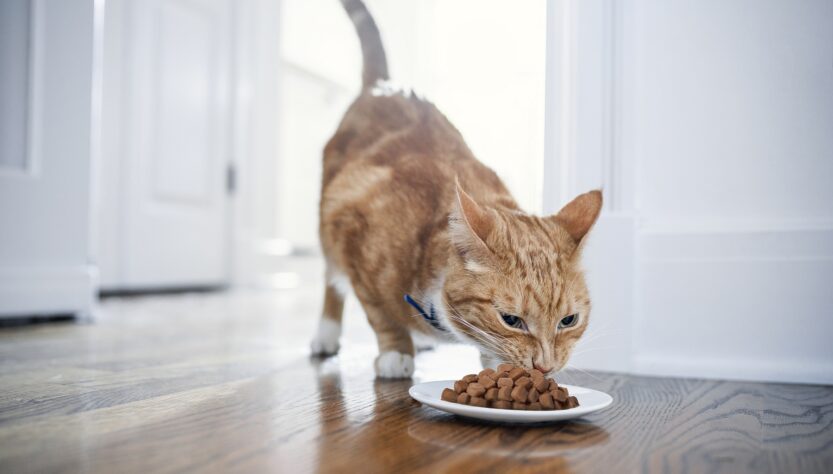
[[273, 0, 546, 252], [551, 0, 833, 384]]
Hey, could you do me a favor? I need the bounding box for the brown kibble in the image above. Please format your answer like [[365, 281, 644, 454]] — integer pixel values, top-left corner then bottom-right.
[[516, 376, 532, 390], [566, 395, 579, 409], [470, 396, 488, 408], [466, 383, 486, 397], [441, 388, 457, 402], [508, 367, 525, 380], [511, 385, 529, 403], [462, 374, 478, 383], [449, 368, 571, 411], [496, 363, 514, 374], [539, 392, 554, 409], [533, 377, 549, 392], [478, 376, 496, 389]]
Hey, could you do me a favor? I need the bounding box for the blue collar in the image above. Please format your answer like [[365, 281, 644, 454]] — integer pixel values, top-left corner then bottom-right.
[[404, 294, 446, 332]]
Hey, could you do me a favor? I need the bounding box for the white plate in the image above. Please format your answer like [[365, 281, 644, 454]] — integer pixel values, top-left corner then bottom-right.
[[409, 380, 613, 423]]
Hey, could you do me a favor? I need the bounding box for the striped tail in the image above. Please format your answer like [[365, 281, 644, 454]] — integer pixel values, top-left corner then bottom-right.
[[339, 0, 389, 89]]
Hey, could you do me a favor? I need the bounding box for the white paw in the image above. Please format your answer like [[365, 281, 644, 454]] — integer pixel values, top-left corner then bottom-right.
[[310, 319, 341, 356], [374, 351, 415, 379]]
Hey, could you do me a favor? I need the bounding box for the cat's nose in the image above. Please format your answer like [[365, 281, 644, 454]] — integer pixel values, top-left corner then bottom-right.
[[534, 363, 553, 374]]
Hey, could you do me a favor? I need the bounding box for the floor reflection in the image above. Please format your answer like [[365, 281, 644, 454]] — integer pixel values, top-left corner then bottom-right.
[[408, 413, 610, 459]]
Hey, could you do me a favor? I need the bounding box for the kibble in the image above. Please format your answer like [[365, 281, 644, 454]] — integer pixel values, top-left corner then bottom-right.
[[510, 385, 528, 403], [508, 367, 525, 381], [539, 392, 555, 409], [470, 396, 488, 408], [485, 387, 498, 401], [441, 388, 457, 402], [466, 383, 486, 397], [478, 368, 496, 379], [478, 375, 497, 389], [496, 363, 514, 374], [443, 364, 579, 411]]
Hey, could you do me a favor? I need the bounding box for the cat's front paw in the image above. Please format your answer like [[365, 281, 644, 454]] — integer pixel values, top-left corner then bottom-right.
[[310, 319, 341, 356], [374, 351, 415, 379]]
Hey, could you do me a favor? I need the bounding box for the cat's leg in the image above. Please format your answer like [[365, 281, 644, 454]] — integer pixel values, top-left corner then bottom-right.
[[362, 302, 415, 379], [310, 282, 345, 356]]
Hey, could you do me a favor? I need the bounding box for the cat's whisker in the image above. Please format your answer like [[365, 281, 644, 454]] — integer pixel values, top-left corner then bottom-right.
[[441, 307, 510, 356], [444, 308, 507, 350]]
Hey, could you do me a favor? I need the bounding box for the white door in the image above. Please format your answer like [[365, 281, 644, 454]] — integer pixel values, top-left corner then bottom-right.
[[99, 0, 233, 290], [0, 0, 98, 316]]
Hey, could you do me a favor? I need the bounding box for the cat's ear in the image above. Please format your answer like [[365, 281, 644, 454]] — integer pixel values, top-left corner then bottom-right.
[[551, 190, 603, 244], [450, 181, 496, 266]]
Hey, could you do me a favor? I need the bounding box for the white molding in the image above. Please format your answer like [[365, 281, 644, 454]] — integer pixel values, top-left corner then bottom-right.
[[229, 0, 283, 287], [542, 1, 573, 214], [0, 266, 97, 318], [634, 354, 833, 386], [543, 0, 624, 214], [639, 217, 833, 235], [0, 0, 44, 179]]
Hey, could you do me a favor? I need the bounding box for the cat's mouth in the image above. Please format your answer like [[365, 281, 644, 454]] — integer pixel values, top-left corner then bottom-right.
[[533, 363, 554, 374]]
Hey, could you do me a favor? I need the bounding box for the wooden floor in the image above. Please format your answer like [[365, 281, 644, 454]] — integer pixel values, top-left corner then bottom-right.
[[0, 290, 831, 474]]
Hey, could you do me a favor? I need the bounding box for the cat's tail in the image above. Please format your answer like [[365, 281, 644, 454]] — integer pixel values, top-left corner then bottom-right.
[[339, 0, 389, 89]]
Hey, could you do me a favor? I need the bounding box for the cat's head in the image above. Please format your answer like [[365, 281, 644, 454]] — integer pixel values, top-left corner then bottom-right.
[[442, 183, 602, 374]]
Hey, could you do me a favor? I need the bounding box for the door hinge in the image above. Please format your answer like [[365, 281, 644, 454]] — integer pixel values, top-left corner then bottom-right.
[[226, 163, 236, 195]]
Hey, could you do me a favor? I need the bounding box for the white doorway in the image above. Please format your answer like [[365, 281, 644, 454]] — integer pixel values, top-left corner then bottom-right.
[[98, 0, 235, 291]]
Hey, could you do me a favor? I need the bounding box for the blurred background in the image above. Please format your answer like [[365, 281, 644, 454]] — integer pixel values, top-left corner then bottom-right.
[[1, 0, 831, 384]]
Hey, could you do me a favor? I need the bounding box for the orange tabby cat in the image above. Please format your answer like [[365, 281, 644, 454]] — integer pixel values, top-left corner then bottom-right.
[[311, 0, 603, 378]]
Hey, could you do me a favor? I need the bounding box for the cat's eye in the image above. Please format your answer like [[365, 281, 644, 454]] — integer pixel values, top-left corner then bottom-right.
[[500, 313, 528, 331], [558, 314, 578, 329]]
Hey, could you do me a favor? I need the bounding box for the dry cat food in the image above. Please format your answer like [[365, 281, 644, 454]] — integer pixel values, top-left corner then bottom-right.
[[440, 364, 579, 411]]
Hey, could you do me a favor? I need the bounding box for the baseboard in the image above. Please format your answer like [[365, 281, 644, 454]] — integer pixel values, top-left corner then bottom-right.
[[634, 224, 833, 386], [0, 265, 97, 318], [634, 354, 833, 385]]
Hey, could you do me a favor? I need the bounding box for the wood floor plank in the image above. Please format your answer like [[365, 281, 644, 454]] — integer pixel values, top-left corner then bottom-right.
[[0, 291, 831, 473]]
